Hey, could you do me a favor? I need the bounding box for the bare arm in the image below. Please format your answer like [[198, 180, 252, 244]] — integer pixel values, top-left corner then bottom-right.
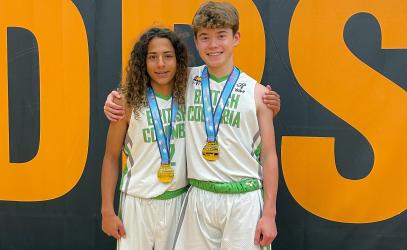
[[101, 102, 130, 239], [254, 84, 279, 247]]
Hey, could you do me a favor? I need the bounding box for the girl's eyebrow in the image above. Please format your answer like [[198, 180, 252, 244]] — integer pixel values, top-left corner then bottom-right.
[[147, 51, 174, 54]]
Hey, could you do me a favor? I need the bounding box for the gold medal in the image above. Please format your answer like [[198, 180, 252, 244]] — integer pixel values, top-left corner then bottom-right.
[[157, 164, 174, 183], [202, 141, 219, 161]]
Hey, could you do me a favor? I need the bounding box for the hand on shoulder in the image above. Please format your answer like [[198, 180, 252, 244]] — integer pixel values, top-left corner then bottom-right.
[[259, 84, 280, 117], [104, 90, 125, 122], [255, 84, 274, 117]]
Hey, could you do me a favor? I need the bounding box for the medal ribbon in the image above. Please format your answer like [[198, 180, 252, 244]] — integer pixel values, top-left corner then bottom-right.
[[147, 86, 178, 165], [201, 66, 240, 142]]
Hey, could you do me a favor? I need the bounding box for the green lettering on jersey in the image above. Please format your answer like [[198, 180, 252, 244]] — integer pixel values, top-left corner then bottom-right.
[[228, 94, 240, 109], [187, 104, 241, 128], [177, 105, 186, 122], [172, 123, 185, 139], [212, 90, 220, 105], [193, 105, 203, 122], [177, 123, 185, 139], [231, 111, 241, 128], [222, 109, 230, 125], [170, 143, 176, 166], [146, 110, 153, 126], [161, 108, 169, 124], [194, 89, 201, 104], [142, 128, 151, 143], [187, 106, 195, 121], [150, 127, 156, 142]]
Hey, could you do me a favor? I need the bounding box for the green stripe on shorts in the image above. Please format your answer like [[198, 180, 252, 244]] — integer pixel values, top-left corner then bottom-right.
[[189, 178, 262, 194], [152, 185, 189, 200]]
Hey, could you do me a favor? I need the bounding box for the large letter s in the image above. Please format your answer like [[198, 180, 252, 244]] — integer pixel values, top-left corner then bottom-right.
[[285, 0, 407, 223]]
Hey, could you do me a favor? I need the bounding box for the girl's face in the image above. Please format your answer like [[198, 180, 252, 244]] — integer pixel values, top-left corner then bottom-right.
[[146, 37, 177, 90]]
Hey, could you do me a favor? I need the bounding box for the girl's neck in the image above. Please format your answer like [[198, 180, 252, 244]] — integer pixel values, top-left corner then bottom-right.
[[150, 82, 173, 97]]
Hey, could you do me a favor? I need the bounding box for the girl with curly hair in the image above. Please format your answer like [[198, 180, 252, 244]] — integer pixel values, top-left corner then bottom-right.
[[101, 27, 189, 250]]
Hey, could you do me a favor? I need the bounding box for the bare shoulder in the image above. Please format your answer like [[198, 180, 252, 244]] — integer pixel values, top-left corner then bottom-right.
[[119, 95, 131, 124], [254, 83, 267, 108], [255, 83, 267, 95], [255, 83, 275, 118], [124, 106, 132, 124]]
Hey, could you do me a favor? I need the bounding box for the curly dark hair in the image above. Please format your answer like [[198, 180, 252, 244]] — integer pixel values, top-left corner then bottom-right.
[[121, 27, 188, 118]]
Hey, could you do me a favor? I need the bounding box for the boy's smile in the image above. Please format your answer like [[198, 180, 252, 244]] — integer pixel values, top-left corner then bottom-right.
[[195, 27, 240, 77]]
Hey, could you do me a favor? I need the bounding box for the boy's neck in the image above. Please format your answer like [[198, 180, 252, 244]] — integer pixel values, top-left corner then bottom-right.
[[207, 63, 234, 79]]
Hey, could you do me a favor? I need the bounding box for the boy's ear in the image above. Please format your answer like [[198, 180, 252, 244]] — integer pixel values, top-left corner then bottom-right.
[[233, 31, 241, 46]]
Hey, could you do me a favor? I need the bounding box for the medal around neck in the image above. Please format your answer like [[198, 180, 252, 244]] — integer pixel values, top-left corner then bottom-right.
[[157, 164, 174, 184], [147, 86, 178, 183], [200, 66, 240, 161], [202, 141, 219, 161]]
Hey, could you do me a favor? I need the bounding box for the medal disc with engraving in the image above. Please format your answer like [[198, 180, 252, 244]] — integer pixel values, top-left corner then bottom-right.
[[157, 164, 174, 183], [202, 141, 219, 161]]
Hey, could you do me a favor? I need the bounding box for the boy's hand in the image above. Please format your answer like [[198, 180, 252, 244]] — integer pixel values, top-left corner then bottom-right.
[[102, 213, 126, 240], [254, 215, 277, 247], [262, 85, 280, 117], [104, 90, 125, 122]]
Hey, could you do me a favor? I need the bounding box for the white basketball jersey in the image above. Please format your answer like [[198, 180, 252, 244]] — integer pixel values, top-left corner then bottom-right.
[[120, 96, 187, 198], [185, 65, 262, 182]]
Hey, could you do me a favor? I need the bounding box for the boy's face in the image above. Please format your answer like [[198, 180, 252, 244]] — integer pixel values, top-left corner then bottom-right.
[[146, 37, 177, 89], [194, 27, 240, 73]]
